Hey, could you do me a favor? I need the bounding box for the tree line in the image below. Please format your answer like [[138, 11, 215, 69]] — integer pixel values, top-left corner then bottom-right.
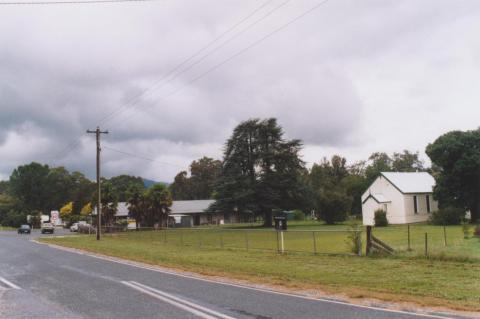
[[1, 118, 478, 228], [170, 119, 479, 225], [0, 166, 173, 228]]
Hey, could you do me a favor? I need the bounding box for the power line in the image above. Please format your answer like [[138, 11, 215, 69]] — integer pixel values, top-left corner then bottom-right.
[[97, 0, 278, 126], [115, 0, 331, 128], [0, 0, 157, 5], [103, 146, 184, 169], [51, 0, 332, 168], [51, 0, 275, 163]]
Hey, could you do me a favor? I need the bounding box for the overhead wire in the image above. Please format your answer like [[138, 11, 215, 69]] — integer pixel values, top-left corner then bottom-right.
[[50, 0, 276, 165], [50, 0, 332, 170], [96, 0, 276, 126], [0, 0, 157, 5], [112, 0, 331, 129], [103, 146, 184, 168]]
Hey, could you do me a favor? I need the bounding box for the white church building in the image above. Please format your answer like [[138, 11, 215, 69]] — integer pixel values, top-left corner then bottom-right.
[[361, 172, 438, 225]]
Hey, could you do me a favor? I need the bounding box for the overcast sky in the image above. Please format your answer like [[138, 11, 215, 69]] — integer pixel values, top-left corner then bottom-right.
[[1, 0, 479, 182]]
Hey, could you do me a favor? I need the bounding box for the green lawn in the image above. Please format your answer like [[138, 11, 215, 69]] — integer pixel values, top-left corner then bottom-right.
[[40, 224, 480, 311], [0, 225, 16, 231], [159, 221, 479, 259]]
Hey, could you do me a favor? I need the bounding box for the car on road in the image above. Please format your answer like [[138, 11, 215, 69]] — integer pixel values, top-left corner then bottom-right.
[[41, 223, 55, 234], [70, 223, 79, 232], [17, 224, 31, 234]]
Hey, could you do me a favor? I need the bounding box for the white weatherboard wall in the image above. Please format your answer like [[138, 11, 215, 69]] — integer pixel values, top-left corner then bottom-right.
[[362, 172, 438, 225], [403, 194, 438, 223], [362, 176, 405, 225]]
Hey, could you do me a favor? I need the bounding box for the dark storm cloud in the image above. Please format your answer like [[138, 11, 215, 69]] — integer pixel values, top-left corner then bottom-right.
[[1, 0, 480, 181]]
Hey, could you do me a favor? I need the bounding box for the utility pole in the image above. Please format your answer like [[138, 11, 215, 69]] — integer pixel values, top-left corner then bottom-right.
[[87, 127, 108, 240]]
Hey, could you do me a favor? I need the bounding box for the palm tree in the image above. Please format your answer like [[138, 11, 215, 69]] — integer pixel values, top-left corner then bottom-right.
[[145, 184, 172, 228], [126, 185, 146, 230]]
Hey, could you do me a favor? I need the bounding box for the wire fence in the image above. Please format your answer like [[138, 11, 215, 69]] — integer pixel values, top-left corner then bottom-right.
[[94, 226, 361, 256], [371, 224, 478, 259], [78, 223, 478, 259]]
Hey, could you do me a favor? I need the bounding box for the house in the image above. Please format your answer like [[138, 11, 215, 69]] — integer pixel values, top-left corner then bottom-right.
[[170, 200, 220, 226], [113, 200, 239, 227], [361, 172, 438, 225]]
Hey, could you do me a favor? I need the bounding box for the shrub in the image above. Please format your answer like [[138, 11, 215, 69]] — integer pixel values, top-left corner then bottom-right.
[[293, 210, 305, 221], [317, 190, 350, 224], [474, 225, 480, 237], [1, 210, 27, 227], [462, 221, 471, 239], [346, 218, 362, 255], [374, 209, 388, 227], [429, 206, 464, 225]]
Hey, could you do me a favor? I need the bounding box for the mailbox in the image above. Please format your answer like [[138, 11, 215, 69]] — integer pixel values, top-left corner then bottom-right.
[[274, 216, 287, 231]]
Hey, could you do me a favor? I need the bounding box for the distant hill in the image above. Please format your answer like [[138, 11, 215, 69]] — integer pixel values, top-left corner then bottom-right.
[[142, 178, 169, 188]]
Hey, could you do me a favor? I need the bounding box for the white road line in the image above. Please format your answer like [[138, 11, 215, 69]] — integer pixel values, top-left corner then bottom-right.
[[38, 242, 461, 319], [0, 277, 21, 290], [122, 281, 234, 319], [129, 281, 236, 319]]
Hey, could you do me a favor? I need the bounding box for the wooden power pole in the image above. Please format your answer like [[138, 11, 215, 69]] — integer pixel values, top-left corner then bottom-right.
[[87, 127, 108, 240]]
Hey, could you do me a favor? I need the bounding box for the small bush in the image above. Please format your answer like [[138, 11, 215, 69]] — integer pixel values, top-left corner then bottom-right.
[[462, 221, 471, 239], [346, 219, 362, 255], [293, 210, 305, 221], [374, 209, 388, 227], [317, 190, 350, 224], [429, 206, 464, 225], [474, 225, 480, 237]]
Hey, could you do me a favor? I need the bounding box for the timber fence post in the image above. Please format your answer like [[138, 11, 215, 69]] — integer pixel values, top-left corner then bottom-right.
[[443, 225, 447, 247], [424, 233, 428, 257], [366, 226, 372, 255], [407, 224, 411, 251]]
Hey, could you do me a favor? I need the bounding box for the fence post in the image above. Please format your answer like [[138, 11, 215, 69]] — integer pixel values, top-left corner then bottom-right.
[[276, 231, 280, 253], [312, 231, 317, 255], [280, 231, 285, 254], [443, 225, 447, 247], [424, 233, 428, 257], [366, 226, 372, 255], [245, 231, 249, 251], [357, 230, 362, 256], [407, 224, 411, 251]]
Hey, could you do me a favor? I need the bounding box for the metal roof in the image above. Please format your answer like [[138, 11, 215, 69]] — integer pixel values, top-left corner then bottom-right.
[[113, 200, 215, 217], [170, 200, 215, 214], [116, 202, 130, 217], [381, 172, 435, 193]]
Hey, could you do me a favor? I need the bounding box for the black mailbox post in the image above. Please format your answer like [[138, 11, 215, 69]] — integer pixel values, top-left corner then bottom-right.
[[274, 216, 287, 231]]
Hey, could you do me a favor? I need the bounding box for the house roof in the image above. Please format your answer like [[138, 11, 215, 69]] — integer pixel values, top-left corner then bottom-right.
[[381, 172, 435, 194], [116, 202, 129, 217], [362, 193, 390, 204], [111, 200, 215, 217], [171, 200, 215, 214]]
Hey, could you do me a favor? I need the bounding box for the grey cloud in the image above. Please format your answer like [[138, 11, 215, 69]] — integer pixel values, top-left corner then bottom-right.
[[1, 0, 480, 182]]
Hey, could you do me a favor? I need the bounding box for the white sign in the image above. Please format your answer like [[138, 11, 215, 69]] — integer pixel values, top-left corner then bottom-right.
[[51, 211, 60, 225]]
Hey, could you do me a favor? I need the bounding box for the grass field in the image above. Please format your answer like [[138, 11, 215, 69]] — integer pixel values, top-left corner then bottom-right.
[[40, 222, 480, 311], [0, 225, 16, 231], [101, 221, 479, 259]]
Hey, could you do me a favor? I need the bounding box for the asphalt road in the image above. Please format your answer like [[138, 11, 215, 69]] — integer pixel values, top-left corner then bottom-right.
[[0, 230, 471, 319]]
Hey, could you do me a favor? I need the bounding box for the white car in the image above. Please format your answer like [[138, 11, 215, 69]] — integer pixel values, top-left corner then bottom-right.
[[70, 223, 79, 232]]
